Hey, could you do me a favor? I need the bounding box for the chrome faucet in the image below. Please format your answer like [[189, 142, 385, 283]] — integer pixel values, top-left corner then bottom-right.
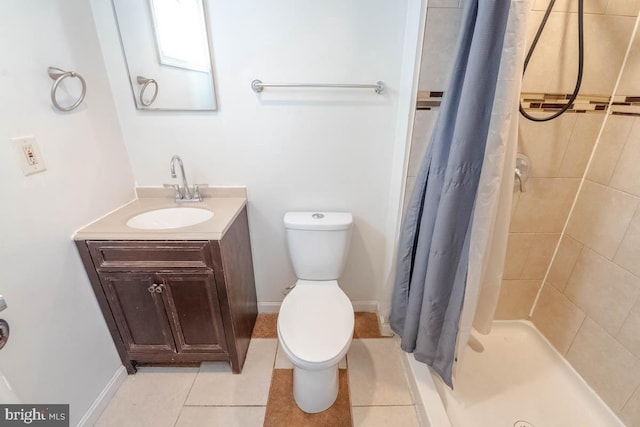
[[170, 155, 191, 199], [164, 155, 207, 202]]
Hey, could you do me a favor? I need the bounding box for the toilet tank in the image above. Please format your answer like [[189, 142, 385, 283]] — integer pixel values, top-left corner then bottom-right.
[[284, 212, 353, 280]]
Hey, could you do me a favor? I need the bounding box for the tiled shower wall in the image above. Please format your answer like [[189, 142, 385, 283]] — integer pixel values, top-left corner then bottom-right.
[[406, 0, 640, 424], [498, 0, 640, 318], [531, 19, 640, 424]]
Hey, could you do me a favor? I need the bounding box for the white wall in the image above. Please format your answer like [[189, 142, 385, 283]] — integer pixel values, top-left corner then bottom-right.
[[0, 1, 135, 424], [92, 0, 412, 304]]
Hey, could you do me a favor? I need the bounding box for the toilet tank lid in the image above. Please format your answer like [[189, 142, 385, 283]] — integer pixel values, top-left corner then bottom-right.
[[284, 212, 353, 231]]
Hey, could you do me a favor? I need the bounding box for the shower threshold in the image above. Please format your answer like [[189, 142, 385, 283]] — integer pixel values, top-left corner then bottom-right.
[[403, 321, 624, 427]]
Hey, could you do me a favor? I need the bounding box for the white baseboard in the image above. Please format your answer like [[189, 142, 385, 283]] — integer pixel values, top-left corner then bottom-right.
[[352, 300, 379, 312], [258, 300, 380, 314], [379, 315, 394, 337], [257, 302, 281, 313], [76, 366, 127, 427]]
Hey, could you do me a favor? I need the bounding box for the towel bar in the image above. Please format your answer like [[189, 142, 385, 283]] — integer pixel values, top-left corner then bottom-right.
[[251, 79, 384, 94]]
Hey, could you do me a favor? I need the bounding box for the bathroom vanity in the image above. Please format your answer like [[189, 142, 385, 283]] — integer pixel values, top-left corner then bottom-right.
[[74, 188, 257, 374]]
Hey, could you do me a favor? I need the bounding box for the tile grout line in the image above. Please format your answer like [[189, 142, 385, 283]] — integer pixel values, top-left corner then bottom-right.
[[611, 201, 640, 263], [563, 315, 586, 357], [555, 240, 584, 294], [583, 177, 640, 200], [173, 368, 201, 427], [600, 117, 637, 187], [604, 119, 639, 189], [575, 242, 640, 282], [613, 293, 640, 339], [554, 114, 581, 177], [620, 381, 640, 413], [529, 11, 640, 318]]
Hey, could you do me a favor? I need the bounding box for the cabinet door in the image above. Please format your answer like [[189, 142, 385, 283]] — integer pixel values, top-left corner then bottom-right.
[[99, 272, 176, 354], [158, 272, 227, 354]]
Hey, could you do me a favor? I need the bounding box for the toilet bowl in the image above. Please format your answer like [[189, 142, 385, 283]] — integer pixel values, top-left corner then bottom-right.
[[278, 211, 354, 413], [278, 280, 354, 413]]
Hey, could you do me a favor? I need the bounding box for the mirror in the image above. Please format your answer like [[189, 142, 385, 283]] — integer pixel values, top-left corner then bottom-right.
[[111, 0, 217, 111]]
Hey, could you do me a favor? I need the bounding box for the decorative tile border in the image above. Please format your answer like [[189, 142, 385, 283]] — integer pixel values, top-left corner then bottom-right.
[[416, 91, 443, 110], [416, 90, 640, 117]]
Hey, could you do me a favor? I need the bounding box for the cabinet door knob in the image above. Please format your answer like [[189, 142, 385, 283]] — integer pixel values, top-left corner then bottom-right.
[[147, 285, 157, 293], [155, 283, 165, 293]]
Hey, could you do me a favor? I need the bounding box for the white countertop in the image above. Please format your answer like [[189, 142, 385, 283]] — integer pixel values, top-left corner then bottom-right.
[[74, 187, 247, 241]]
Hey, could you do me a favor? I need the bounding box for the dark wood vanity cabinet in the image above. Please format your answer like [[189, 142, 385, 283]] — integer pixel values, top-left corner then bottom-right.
[[98, 271, 226, 357], [75, 207, 257, 374]]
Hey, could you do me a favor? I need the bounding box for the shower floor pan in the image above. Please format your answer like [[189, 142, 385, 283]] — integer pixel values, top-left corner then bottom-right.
[[405, 321, 624, 427]]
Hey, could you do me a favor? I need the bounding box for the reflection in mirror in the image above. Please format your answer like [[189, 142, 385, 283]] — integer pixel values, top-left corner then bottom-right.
[[112, 0, 217, 111], [149, 0, 210, 72]]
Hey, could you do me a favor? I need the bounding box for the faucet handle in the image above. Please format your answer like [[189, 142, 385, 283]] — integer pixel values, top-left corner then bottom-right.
[[193, 184, 208, 201], [163, 183, 182, 200]]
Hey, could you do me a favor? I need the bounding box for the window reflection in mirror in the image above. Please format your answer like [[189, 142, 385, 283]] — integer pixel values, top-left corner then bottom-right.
[[112, 0, 217, 111], [149, 0, 210, 72]]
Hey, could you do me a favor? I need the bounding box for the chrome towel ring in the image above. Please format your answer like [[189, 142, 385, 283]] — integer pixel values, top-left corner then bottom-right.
[[137, 76, 159, 107], [47, 67, 86, 112]]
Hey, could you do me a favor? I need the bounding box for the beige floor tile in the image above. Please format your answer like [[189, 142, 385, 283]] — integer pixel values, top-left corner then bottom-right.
[[567, 318, 640, 412], [274, 342, 292, 369], [566, 181, 639, 259], [175, 406, 265, 427], [96, 367, 198, 427], [348, 339, 413, 406], [352, 406, 419, 427], [186, 339, 277, 406], [564, 248, 640, 335], [531, 285, 585, 355]]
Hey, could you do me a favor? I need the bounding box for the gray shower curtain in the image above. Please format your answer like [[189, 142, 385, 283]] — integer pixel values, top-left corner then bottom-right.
[[390, 0, 512, 388]]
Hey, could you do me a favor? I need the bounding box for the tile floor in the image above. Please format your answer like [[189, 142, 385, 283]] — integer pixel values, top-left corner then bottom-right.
[[95, 313, 420, 427]]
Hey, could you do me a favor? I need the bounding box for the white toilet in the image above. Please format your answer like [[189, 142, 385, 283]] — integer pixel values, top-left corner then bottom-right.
[[278, 211, 355, 413]]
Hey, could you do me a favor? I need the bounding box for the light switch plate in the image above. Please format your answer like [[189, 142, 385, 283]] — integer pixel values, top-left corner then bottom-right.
[[11, 135, 46, 175]]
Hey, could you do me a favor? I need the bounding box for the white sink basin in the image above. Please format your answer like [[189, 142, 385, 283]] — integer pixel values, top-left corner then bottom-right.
[[126, 207, 214, 230]]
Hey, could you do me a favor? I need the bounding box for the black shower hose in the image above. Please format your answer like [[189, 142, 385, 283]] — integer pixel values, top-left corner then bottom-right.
[[520, 0, 584, 122]]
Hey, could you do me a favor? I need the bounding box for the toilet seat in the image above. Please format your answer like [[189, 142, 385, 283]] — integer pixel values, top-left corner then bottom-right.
[[278, 280, 354, 370]]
